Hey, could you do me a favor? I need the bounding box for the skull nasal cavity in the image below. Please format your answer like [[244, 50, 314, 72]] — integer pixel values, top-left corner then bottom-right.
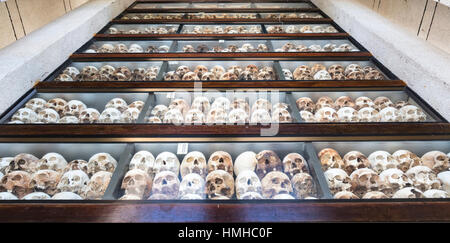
[[162, 179, 167, 185], [194, 159, 198, 165], [219, 158, 224, 163], [265, 159, 269, 164]]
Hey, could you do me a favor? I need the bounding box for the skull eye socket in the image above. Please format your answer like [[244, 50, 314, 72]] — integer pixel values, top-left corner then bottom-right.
[[215, 178, 223, 184]]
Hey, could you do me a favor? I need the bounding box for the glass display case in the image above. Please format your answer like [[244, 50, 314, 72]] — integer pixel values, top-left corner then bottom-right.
[[0, 0, 449, 222]]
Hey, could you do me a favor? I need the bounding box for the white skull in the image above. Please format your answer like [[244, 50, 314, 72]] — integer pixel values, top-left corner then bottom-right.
[[368, 151, 399, 173], [151, 105, 169, 119], [392, 187, 424, 198], [163, 109, 184, 124], [272, 108, 292, 123], [180, 151, 207, 178], [63, 100, 87, 117], [393, 150, 422, 172], [79, 108, 100, 123], [105, 98, 128, 112], [423, 189, 449, 198], [37, 152, 68, 172], [191, 96, 211, 113], [337, 107, 358, 122], [406, 166, 441, 191], [251, 98, 272, 113], [379, 168, 412, 196], [0, 192, 18, 200], [235, 170, 262, 199], [261, 171, 293, 199], [358, 107, 380, 122], [87, 153, 117, 176], [349, 168, 383, 197], [315, 107, 338, 122], [81, 171, 112, 199], [99, 108, 122, 123], [52, 192, 83, 200], [57, 170, 89, 194], [12, 108, 38, 123], [228, 108, 249, 124], [343, 151, 370, 174], [379, 107, 401, 122], [22, 192, 51, 200], [154, 152, 180, 176], [151, 171, 180, 199], [399, 105, 426, 122], [185, 109, 205, 124], [121, 107, 141, 123], [129, 101, 145, 111], [211, 97, 231, 112], [121, 169, 152, 199], [25, 98, 47, 112], [38, 108, 60, 123], [63, 66, 80, 79], [300, 110, 316, 122], [250, 109, 272, 124], [147, 116, 162, 123], [45, 98, 68, 115], [206, 108, 227, 124], [234, 151, 257, 177], [421, 151, 449, 173], [438, 171, 450, 194], [129, 44, 144, 53], [179, 173, 205, 199], [324, 168, 351, 194], [313, 70, 332, 80], [355, 96, 375, 110], [99, 44, 115, 53], [0, 157, 13, 174], [129, 151, 155, 175], [168, 99, 190, 115]]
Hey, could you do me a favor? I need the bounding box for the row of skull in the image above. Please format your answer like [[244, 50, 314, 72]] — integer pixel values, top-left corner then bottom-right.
[[148, 97, 292, 124], [286, 63, 385, 81], [266, 25, 338, 34], [120, 150, 316, 200], [0, 152, 118, 199], [85, 43, 169, 54], [55, 65, 159, 82], [320, 148, 450, 198]]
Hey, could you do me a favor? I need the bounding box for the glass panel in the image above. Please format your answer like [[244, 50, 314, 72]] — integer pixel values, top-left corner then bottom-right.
[[260, 12, 323, 19], [186, 12, 257, 19], [120, 13, 184, 20], [265, 24, 339, 33], [312, 141, 450, 199], [181, 24, 262, 34], [106, 24, 179, 34], [271, 39, 359, 52], [175, 40, 269, 52], [82, 41, 172, 53]]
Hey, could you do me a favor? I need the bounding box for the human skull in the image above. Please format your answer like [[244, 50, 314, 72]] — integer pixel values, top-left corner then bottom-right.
[[22, 192, 51, 200], [99, 44, 115, 53], [421, 151, 448, 173], [179, 173, 205, 199], [318, 148, 344, 170], [355, 96, 375, 110], [406, 166, 441, 192], [80, 171, 112, 199], [324, 168, 351, 194], [63, 67, 80, 79], [255, 150, 282, 179], [175, 66, 190, 77], [211, 97, 231, 112], [151, 105, 169, 119], [79, 108, 100, 123], [57, 116, 79, 124], [373, 97, 394, 111], [11, 108, 38, 123], [129, 44, 144, 53], [315, 107, 338, 122], [121, 169, 152, 199], [151, 171, 180, 199], [205, 170, 235, 199], [261, 171, 293, 199], [121, 107, 141, 123], [207, 151, 233, 175], [8, 153, 39, 174], [211, 65, 225, 78], [392, 187, 424, 198], [191, 96, 211, 113], [0, 192, 18, 200], [113, 43, 128, 53], [154, 152, 180, 176], [315, 96, 334, 110], [57, 170, 89, 194], [313, 70, 332, 80], [335, 96, 356, 109], [272, 108, 292, 123], [38, 108, 60, 123], [423, 189, 449, 198], [30, 169, 61, 196], [201, 72, 216, 81], [379, 107, 401, 122], [37, 153, 67, 172], [206, 108, 227, 124], [368, 151, 399, 173], [334, 191, 359, 199], [349, 168, 383, 198], [250, 109, 272, 124], [291, 173, 316, 199], [0, 158, 13, 174], [282, 153, 308, 178], [63, 100, 87, 117], [379, 168, 412, 197], [228, 108, 248, 124], [337, 107, 358, 122], [180, 151, 207, 178], [45, 98, 67, 116], [194, 65, 208, 79], [358, 107, 380, 122], [182, 72, 201, 81], [168, 99, 190, 115], [185, 109, 205, 124], [87, 153, 117, 176], [25, 98, 47, 112], [105, 98, 128, 113], [129, 151, 155, 175], [234, 151, 257, 177], [99, 108, 122, 123], [296, 97, 315, 113], [163, 109, 184, 124], [235, 170, 262, 199], [392, 150, 422, 172], [343, 151, 370, 174], [220, 71, 238, 80], [52, 191, 83, 200], [164, 71, 181, 81], [0, 171, 33, 198], [63, 160, 89, 176], [438, 171, 450, 194]]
